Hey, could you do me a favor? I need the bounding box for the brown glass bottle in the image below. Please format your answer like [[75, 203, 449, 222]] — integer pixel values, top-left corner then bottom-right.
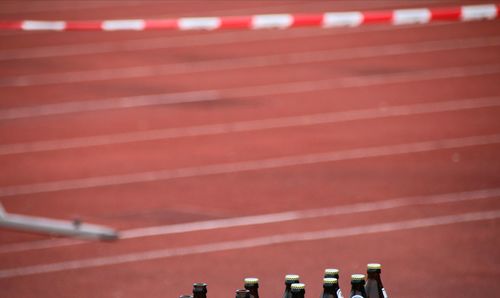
[[365, 264, 387, 298], [283, 274, 300, 298], [235, 289, 251, 298], [192, 283, 207, 298], [291, 283, 306, 298], [349, 274, 367, 298], [321, 278, 340, 298], [244, 277, 259, 298], [324, 269, 340, 280]]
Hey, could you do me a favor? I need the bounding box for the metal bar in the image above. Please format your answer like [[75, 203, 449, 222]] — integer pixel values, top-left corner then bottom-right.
[[0, 208, 118, 241]]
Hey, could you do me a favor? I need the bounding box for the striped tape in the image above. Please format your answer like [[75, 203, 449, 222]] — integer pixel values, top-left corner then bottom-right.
[[0, 4, 498, 31]]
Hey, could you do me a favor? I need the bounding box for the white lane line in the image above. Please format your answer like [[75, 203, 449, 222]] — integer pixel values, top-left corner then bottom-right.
[[1, 134, 499, 198], [0, 0, 448, 16], [0, 1, 144, 14], [1, 187, 496, 255], [0, 90, 221, 120], [2, 35, 499, 87], [1, 63, 499, 120], [0, 209, 498, 279], [0, 22, 454, 61], [1, 96, 499, 155]]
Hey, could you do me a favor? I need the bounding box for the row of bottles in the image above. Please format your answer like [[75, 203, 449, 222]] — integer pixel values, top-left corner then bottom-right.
[[178, 263, 387, 298]]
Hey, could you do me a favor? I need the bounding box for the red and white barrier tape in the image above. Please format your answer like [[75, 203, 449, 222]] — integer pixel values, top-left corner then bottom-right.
[[0, 4, 498, 31]]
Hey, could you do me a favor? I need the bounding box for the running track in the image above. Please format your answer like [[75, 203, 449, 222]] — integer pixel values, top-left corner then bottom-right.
[[0, 1, 499, 297]]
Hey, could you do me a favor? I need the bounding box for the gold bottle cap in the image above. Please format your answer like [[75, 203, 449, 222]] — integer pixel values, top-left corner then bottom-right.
[[244, 277, 259, 284], [367, 263, 382, 270], [351, 274, 365, 281], [323, 278, 338, 284], [324, 268, 340, 275], [285, 274, 300, 281], [291, 283, 305, 290]]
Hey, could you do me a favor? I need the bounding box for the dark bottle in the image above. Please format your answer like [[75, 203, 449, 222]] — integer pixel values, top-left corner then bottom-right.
[[283, 274, 300, 298], [192, 283, 207, 298], [324, 268, 340, 280], [235, 289, 250, 298], [291, 283, 305, 298], [365, 263, 387, 298], [244, 277, 259, 298], [321, 278, 342, 298], [349, 274, 367, 298]]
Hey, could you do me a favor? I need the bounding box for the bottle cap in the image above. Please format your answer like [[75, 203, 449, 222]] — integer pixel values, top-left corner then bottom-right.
[[323, 277, 338, 284], [351, 274, 365, 281], [324, 268, 339, 275], [244, 277, 259, 285], [285, 274, 300, 281], [291, 283, 305, 290], [367, 263, 382, 270]]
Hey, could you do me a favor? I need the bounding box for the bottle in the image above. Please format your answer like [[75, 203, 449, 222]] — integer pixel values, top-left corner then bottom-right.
[[283, 274, 300, 298], [324, 269, 340, 280], [244, 277, 259, 298], [349, 274, 367, 298], [291, 283, 306, 298], [365, 263, 387, 298], [179, 296, 193, 298], [321, 278, 342, 298], [324, 269, 343, 297], [235, 289, 250, 298], [192, 283, 207, 298]]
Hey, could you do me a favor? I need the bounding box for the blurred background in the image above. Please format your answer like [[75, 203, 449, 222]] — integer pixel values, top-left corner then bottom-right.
[[0, 1, 499, 297]]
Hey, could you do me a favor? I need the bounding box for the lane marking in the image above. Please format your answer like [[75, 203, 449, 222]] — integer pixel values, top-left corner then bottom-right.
[[0, 90, 221, 120], [2, 35, 499, 87], [0, 22, 456, 61], [1, 134, 499, 198], [1, 63, 499, 120], [0, 187, 498, 254], [0, 209, 498, 278], [0, 96, 499, 155], [0, 1, 145, 14]]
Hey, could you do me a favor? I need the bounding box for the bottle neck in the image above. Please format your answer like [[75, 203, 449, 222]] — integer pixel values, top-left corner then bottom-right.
[[193, 292, 206, 298], [351, 281, 366, 296], [367, 272, 381, 280], [323, 284, 339, 294], [291, 290, 305, 298], [367, 271, 383, 287], [245, 284, 259, 297]]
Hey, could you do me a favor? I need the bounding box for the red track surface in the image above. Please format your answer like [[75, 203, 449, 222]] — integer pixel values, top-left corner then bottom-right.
[[0, 1, 500, 297]]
